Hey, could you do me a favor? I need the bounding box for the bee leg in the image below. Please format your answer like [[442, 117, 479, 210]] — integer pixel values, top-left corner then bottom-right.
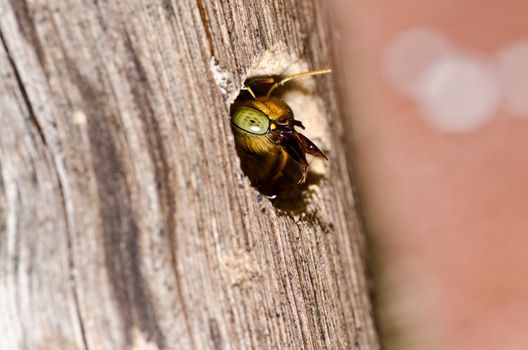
[[243, 76, 277, 99], [257, 150, 288, 196], [244, 76, 276, 86], [279, 134, 310, 183], [297, 162, 309, 184], [293, 120, 306, 129], [271, 150, 289, 183]]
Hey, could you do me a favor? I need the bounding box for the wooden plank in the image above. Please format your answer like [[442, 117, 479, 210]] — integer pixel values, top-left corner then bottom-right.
[[0, 0, 379, 349]]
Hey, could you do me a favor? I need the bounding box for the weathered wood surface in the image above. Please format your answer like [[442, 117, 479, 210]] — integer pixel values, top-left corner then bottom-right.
[[0, 1, 379, 349]]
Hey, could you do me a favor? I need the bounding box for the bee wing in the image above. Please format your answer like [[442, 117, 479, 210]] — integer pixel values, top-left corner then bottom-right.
[[280, 133, 309, 183], [281, 134, 308, 166], [278, 131, 327, 183], [295, 132, 328, 159]]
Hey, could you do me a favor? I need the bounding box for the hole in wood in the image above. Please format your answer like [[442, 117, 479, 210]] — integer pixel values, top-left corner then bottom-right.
[[229, 69, 330, 213]]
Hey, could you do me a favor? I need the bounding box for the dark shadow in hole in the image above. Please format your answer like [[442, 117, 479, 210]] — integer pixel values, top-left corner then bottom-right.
[[233, 147, 326, 216], [268, 160, 325, 215]]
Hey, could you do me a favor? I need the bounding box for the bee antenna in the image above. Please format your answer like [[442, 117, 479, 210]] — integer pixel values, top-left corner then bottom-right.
[[243, 86, 257, 99], [266, 68, 332, 97]]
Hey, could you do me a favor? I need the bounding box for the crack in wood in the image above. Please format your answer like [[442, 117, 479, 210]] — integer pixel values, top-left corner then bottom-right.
[[7, 0, 47, 69], [196, 0, 215, 58], [1, 28, 90, 350], [0, 31, 47, 147]]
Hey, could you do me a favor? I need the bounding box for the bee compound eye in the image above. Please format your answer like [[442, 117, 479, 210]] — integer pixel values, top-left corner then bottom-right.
[[231, 107, 270, 135]]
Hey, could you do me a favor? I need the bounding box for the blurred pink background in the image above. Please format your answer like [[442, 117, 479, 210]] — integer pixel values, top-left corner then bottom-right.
[[329, 1, 528, 349]]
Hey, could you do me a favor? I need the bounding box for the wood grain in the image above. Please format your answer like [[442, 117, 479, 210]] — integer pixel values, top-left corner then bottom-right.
[[0, 0, 379, 349]]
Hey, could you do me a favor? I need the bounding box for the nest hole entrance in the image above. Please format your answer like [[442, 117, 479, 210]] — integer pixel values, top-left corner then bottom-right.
[[229, 71, 330, 214]]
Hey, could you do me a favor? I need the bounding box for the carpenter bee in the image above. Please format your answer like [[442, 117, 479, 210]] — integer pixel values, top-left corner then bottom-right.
[[230, 69, 330, 195]]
